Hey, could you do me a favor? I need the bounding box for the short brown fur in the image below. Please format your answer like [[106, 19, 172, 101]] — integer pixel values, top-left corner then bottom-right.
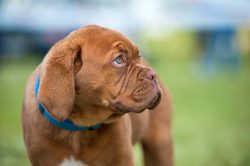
[[22, 25, 173, 166]]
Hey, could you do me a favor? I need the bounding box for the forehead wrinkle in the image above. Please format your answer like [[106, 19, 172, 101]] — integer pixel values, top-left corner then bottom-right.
[[111, 41, 128, 53], [113, 40, 139, 60], [133, 46, 140, 58], [84, 28, 136, 61]]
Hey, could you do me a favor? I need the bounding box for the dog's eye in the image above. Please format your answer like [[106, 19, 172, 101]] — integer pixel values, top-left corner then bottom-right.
[[112, 55, 126, 67], [114, 57, 123, 64]]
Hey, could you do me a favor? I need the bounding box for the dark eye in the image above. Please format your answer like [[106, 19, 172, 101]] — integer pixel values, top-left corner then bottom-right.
[[112, 55, 126, 67]]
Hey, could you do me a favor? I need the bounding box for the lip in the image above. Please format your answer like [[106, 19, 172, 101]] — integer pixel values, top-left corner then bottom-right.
[[111, 92, 161, 114], [111, 79, 162, 113], [147, 92, 162, 110]]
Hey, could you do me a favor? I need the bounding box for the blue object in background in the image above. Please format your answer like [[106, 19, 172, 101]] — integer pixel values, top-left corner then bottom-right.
[[199, 27, 241, 74]]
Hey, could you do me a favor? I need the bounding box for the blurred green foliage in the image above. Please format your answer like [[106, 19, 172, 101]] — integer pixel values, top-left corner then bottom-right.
[[138, 30, 200, 64], [155, 60, 250, 166], [0, 31, 250, 166], [0, 56, 39, 166], [143, 30, 250, 166]]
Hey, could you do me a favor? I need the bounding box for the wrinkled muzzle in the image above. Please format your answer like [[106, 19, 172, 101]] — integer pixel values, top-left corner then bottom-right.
[[111, 67, 162, 113]]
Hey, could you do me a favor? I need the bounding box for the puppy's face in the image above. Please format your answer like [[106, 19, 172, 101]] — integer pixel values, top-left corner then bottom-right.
[[74, 26, 161, 115], [38, 25, 161, 124]]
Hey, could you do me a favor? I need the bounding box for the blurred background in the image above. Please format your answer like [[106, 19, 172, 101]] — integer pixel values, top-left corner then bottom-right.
[[0, 0, 250, 165]]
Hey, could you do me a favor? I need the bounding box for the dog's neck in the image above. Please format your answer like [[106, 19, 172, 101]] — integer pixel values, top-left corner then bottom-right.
[[69, 103, 124, 126]]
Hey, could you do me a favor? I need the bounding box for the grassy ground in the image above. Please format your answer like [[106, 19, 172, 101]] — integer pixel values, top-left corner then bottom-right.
[[0, 57, 39, 166], [0, 54, 249, 166], [155, 59, 250, 166]]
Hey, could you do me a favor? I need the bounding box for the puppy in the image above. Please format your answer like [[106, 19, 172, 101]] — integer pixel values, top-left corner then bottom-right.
[[22, 25, 173, 166]]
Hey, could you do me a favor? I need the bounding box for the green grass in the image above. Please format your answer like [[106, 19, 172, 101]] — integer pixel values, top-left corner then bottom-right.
[[0, 53, 249, 166], [0, 56, 40, 166], [154, 59, 250, 166]]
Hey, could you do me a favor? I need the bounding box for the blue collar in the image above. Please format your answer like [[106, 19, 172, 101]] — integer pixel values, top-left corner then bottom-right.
[[34, 76, 102, 131]]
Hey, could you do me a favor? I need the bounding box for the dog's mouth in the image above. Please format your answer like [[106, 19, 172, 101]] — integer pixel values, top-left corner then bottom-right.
[[111, 91, 161, 114], [147, 92, 161, 110], [109, 70, 162, 114]]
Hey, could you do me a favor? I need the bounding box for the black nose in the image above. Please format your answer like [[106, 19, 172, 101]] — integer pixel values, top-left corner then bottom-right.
[[145, 70, 156, 81]]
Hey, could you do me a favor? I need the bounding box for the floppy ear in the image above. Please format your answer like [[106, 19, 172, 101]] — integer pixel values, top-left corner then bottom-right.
[[38, 40, 81, 121]]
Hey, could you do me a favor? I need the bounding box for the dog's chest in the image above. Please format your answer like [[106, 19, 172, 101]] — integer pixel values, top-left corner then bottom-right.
[[59, 156, 87, 166]]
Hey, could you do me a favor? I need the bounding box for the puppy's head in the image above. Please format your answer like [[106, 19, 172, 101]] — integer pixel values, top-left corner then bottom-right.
[[38, 25, 161, 123]]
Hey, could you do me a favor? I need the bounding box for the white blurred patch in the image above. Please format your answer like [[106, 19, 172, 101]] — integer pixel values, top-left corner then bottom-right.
[[59, 156, 87, 166]]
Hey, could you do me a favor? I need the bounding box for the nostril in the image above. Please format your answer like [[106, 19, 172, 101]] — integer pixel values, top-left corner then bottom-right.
[[145, 70, 156, 81]]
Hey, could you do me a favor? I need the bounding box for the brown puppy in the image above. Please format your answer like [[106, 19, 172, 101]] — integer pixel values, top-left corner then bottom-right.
[[22, 25, 173, 166]]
